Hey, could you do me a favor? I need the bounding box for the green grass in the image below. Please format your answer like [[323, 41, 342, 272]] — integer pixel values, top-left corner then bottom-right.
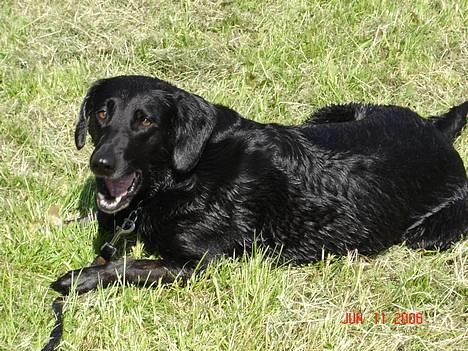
[[0, 0, 467, 350]]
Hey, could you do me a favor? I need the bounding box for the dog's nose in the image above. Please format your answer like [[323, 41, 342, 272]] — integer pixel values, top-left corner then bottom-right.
[[90, 154, 116, 177]]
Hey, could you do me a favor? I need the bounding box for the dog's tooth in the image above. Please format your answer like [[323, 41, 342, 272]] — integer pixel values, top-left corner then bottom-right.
[[97, 193, 105, 200], [115, 195, 122, 203]]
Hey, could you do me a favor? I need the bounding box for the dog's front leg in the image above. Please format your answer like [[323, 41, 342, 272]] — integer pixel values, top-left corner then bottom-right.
[[51, 259, 193, 295]]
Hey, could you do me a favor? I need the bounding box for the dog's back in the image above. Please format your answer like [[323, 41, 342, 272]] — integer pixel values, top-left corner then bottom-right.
[[273, 102, 467, 258]]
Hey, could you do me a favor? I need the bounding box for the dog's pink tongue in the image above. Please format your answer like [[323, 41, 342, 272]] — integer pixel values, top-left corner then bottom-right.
[[104, 173, 135, 197]]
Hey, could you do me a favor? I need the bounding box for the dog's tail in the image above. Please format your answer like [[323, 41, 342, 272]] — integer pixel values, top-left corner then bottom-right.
[[429, 101, 467, 142]]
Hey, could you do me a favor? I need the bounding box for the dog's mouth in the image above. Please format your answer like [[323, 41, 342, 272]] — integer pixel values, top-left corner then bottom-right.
[[96, 171, 142, 213]]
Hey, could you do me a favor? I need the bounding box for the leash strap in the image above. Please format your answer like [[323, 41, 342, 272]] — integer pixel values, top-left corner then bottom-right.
[[40, 297, 64, 351], [41, 205, 142, 350]]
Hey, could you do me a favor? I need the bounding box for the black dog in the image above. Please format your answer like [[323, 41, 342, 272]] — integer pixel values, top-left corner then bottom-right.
[[52, 75, 467, 295]]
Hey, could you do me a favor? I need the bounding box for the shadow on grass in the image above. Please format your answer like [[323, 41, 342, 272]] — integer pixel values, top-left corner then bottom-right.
[[76, 177, 112, 257], [78, 176, 96, 216]]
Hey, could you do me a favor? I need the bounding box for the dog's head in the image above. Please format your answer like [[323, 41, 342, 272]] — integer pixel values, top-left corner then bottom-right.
[[75, 76, 216, 214]]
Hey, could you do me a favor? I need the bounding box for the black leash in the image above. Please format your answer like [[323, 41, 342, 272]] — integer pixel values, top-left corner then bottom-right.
[[41, 206, 142, 351], [41, 297, 64, 351]]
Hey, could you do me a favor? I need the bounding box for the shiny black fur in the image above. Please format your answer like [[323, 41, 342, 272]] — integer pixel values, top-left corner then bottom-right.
[[52, 75, 467, 295]]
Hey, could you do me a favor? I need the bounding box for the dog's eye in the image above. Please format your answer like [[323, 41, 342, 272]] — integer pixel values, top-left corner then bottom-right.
[[141, 117, 153, 127], [97, 111, 107, 120]]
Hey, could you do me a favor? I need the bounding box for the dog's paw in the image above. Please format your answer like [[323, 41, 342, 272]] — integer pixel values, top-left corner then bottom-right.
[[51, 267, 101, 295]]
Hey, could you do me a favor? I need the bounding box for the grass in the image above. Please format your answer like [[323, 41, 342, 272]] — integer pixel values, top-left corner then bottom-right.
[[0, 0, 467, 350]]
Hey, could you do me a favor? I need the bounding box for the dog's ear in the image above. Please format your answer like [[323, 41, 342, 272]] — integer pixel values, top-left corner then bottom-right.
[[74, 80, 102, 150], [172, 91, 216, 173]]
